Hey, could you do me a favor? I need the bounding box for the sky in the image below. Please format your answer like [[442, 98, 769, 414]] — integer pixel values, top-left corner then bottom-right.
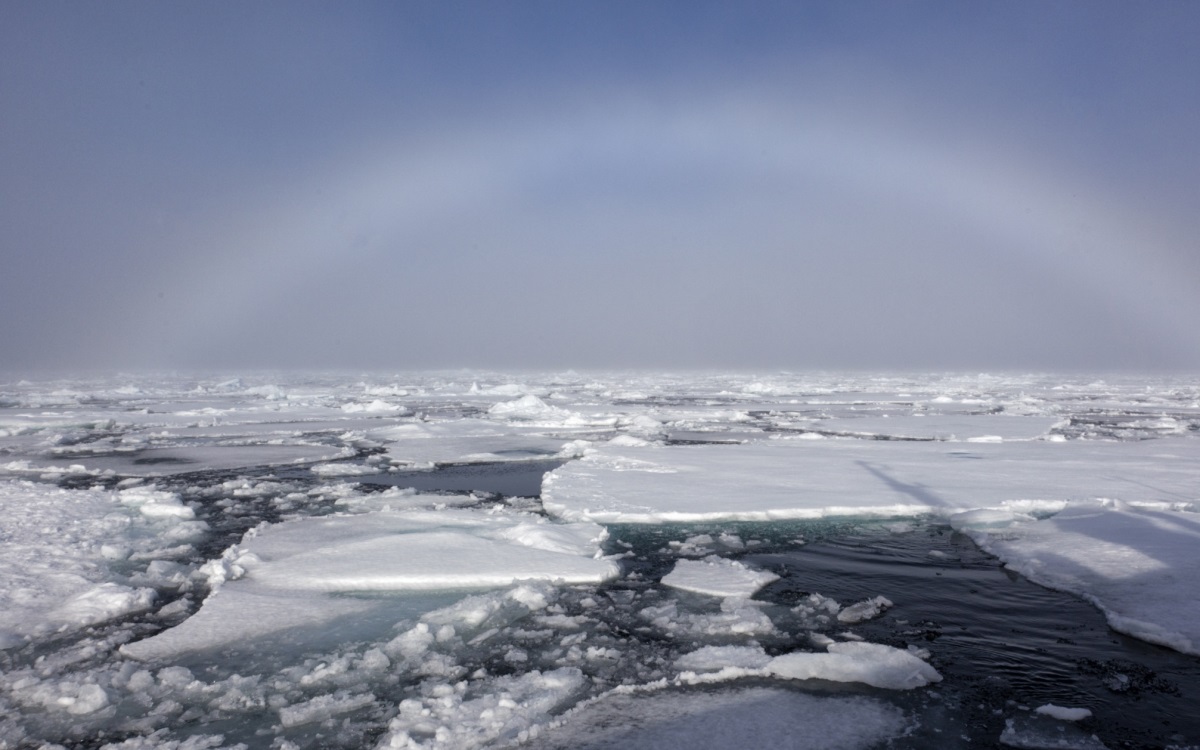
[[2, 1, 1198, 374]]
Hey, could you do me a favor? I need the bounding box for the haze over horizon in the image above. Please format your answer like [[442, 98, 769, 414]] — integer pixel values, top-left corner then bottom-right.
[[3, 1, 1199, 374]]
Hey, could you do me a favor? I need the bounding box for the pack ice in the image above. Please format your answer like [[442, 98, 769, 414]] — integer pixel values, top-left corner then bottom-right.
[[1, 372, 1197, 749]]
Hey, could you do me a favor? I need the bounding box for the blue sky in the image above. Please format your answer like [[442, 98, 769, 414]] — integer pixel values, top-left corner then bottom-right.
[[2, 1, 1198, 372]]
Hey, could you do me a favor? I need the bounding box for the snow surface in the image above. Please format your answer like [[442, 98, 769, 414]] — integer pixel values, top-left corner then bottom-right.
[[543, 438, 1199, 524], [782, 413, 1063, 441], [367, 419, 587, 467], [660, 556, 780, 598]]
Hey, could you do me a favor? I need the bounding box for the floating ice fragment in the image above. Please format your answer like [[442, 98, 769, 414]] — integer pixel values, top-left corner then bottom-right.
[[119, 487, 195, 519], [341, 399, 406, 413], [96, 730, 239, 749], [837, 596, 893, 624], [791, 593, 841, 629], [310, 462, 378, 476], [766, 641, 942, 690], [279, 693, 376, 728], [661, 556, 780, 598], [608, 434, 652, 448], [640, 597, 778, 639], [1035, 704, 1093, 722], [675, 645, 773, 672], [999, 716, 1108, 749]]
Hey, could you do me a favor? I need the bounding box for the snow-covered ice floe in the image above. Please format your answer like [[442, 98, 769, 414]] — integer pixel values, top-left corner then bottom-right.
[[660, 556, 780, 598], [543, 437, 1200, 524], [367, 419, 590, 467], [121, 508, 617, 661]]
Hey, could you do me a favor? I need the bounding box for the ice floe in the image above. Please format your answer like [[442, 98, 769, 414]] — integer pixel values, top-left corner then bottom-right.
[[121, 508, 618, 661], [963, 499, 1200, 655], [674, 641, 941, 690], [543, 438, 1200, 524], [367, 419, 587, 467], [660, 556, 780, 598]]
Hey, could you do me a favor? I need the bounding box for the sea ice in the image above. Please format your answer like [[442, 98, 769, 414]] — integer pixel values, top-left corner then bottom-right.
[[543, 438, 1200, 524], [674, 645, 774, 672], [369, 419, 587, 467], [673, 640, 940, 691], [784, 413, 1062, 442], [765, 641, 942, 690], [1035, 704, 1093, 721], [3, 372, 1198, 749], [660, 556, 780, 598], [999, 715, 1108, 749], [521, 686, 910, 750], [965, 500, 1200, 655], [376, 667, 586, 749], [0, 480, 190, 647], [121, 508, 619, 660], [837, 596, 893, 624], [640, 596, 779, 639], [488, 394, 574, 422]]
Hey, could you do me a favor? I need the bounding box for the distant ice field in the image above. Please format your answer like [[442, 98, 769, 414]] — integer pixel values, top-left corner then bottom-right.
[[0, 372, 1197, 749]]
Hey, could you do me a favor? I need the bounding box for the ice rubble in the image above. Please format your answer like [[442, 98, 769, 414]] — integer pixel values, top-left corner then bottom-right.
[[0, 481, 204, 648]]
